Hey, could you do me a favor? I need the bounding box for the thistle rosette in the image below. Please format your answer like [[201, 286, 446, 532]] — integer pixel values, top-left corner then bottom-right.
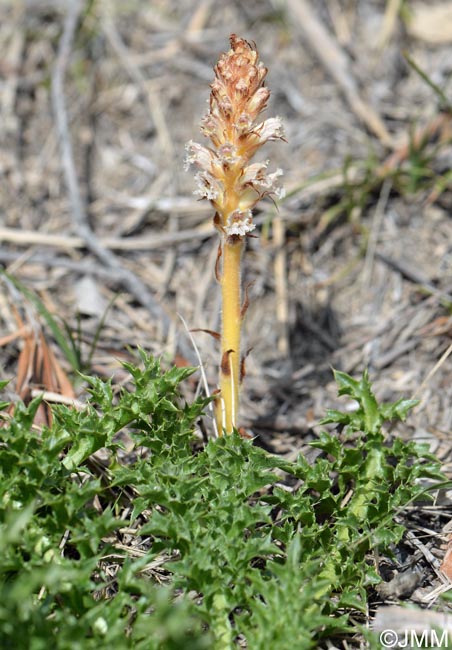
[[185, 34, 285, 237]]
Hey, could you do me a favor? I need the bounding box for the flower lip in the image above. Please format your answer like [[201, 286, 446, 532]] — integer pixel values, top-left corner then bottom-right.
[[193, 170, 222, 202], [225, 209, 256, 237], [184, 140, 215, 172], [239, 163, 284, 204], [255, 117, 285, 144], [241, 160, 269, 184]]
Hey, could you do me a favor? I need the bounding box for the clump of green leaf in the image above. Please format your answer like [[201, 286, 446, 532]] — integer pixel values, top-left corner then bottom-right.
[[0, 356, 443, 649], [0, 356, 211, 650]]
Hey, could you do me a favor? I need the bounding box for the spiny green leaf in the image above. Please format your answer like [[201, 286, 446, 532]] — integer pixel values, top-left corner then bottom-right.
[[379, 397, 418, 421], [0, 354, 445, 649]]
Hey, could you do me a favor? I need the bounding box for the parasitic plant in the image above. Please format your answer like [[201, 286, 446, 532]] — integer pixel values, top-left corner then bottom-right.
[[185, 35, 284, 434]]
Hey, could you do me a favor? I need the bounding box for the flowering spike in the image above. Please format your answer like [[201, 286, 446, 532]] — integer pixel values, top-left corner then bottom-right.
[[185, 34, 285, 239], [185, 35, 284, 434]]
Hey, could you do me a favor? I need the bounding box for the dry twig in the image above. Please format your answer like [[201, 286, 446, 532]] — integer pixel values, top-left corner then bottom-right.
[[285, 0, 393, 147], [50, 0, 178, 348]]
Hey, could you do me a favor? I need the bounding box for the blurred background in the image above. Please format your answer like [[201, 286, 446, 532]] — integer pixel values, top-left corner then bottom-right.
[[0, 0, 451, 453]]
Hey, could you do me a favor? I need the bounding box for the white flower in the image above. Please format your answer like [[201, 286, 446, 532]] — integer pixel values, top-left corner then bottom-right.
[[241, 160, 269, 184], [255, 117, 285, 144], [200, 113, 217, 138], [184, 140, 215, 172], [193, 171, 222, 201], [240, 164, 284, 202], [224, 209, 256, 237], [218, 142, 241, 165], [253, 167, 284, 192], [234, 112, 253, 133]]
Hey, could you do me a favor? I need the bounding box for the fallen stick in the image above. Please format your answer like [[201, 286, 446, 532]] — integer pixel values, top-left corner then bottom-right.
[[50, 1, 173, 330], [286, 0, 393, 147]]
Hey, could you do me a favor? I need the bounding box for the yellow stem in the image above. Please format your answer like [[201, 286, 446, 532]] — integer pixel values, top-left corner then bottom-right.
[[217, 235, 244, 434]]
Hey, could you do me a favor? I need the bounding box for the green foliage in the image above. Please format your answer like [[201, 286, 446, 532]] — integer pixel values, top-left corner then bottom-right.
[[0, 356, 444, 648]]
